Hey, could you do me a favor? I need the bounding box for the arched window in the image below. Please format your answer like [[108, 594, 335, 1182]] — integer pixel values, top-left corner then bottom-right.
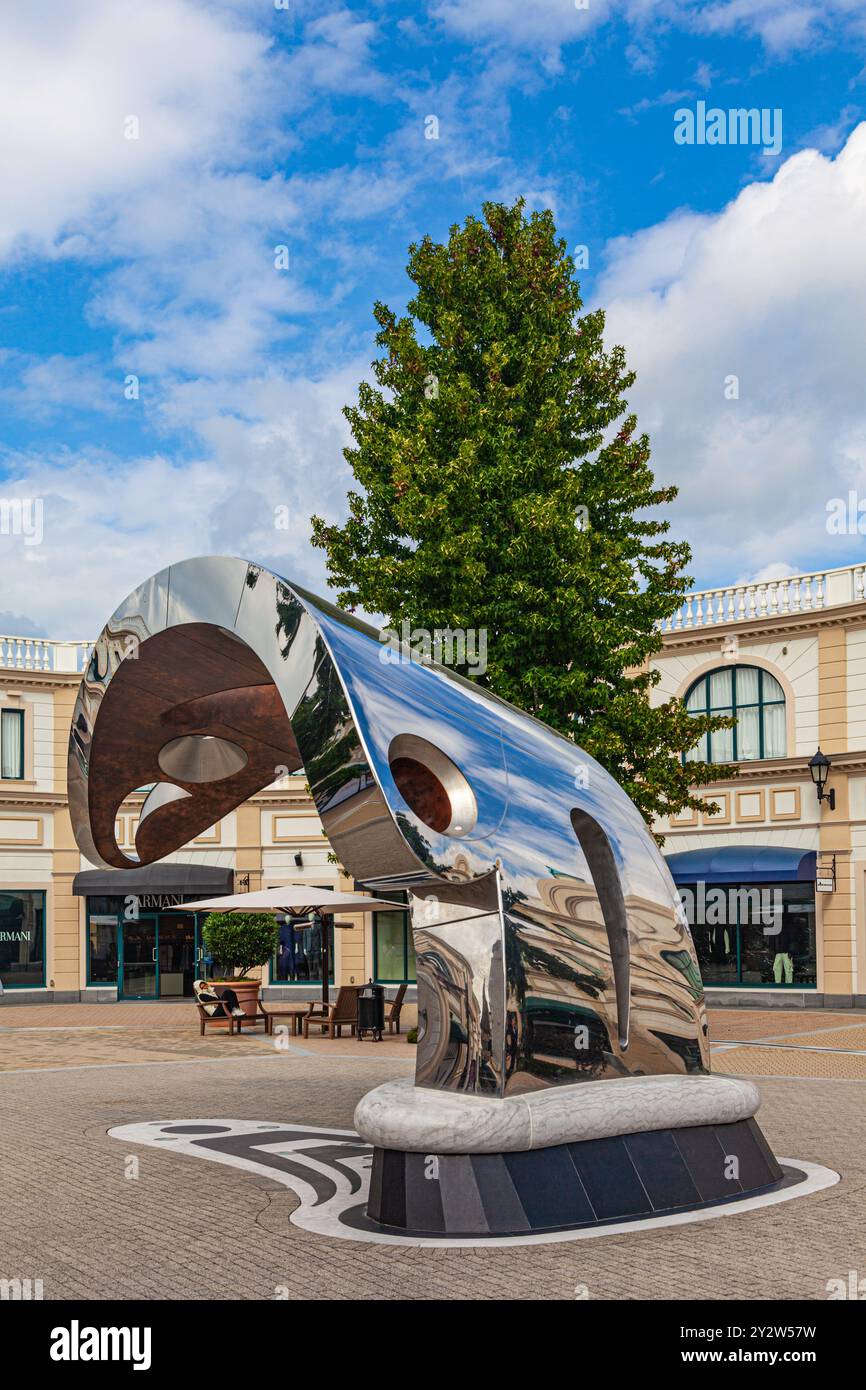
[[684, 665, 786, 763]]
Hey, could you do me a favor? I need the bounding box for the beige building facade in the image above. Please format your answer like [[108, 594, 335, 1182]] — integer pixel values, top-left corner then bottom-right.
[[652, 560, 866, 1007]]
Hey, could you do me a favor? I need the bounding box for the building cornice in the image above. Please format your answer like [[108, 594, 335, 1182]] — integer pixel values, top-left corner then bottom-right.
[[0, 669, 83, 691], [684, 750, 866, 786], [0, 790, 68, 809], [659, 599, 866, 652]]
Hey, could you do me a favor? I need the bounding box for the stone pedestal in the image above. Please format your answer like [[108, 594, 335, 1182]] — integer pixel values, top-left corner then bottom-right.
[[355, 1075, 786, 1237]]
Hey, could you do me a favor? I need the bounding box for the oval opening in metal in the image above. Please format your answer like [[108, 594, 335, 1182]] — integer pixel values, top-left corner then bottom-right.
[[157, 735, 248, 784], [388, 733, 477, 837]]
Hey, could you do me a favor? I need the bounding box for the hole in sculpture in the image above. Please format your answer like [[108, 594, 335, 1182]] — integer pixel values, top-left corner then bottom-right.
[[571, 807, 631, 1050], [157, 735, 248, 784], [388, 734, 477, 837]]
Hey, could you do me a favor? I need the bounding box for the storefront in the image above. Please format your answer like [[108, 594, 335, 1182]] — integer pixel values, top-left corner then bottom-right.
[[0, 889, 45, 989], [666, 846, 817, 991], [73, 864, 233, 1000]]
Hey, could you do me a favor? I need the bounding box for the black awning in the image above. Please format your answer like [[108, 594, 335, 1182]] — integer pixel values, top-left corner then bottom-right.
[[72, 864, 234, 897]]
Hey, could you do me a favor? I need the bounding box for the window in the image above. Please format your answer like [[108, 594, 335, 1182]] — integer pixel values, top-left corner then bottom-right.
[[87, 899, 123, 985], [0, 890, 45, 987], [373, 897, 415, 983], [0, 708, 24, 780], [681, 881, 815, 987], [684, 665, 786, 763], [271, 904, 334, 984]]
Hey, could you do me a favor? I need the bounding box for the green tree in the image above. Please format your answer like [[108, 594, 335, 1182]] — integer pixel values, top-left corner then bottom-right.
[[312, 199, 732, 825], [202, 913, 280, 978]]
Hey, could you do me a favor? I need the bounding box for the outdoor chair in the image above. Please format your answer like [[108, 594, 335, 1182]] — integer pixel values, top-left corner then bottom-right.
[[195, 985, 268, 1036], [302, 984, 360, 1039], [234, 1005, 271, 1034], [195, 998, 239, 1035], [384, 983, 407, 1035]]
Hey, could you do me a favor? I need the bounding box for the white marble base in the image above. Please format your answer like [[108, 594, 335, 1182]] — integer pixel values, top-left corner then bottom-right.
[[354, 1074, 761, 1154]]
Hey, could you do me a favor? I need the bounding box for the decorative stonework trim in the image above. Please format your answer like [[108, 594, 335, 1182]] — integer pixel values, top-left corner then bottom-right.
[[660, 600, 866, 651], [353, 1075, 761, 1154], [735, 789, 765, 823], [770, 787, 801, 821]]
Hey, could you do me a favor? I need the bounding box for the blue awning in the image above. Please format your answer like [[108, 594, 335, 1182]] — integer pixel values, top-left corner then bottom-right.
[[665, 845, 817, 885]]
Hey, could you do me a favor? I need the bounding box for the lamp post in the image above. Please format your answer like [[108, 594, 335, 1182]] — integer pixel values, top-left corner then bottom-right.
[[809, 747, 835, 811]]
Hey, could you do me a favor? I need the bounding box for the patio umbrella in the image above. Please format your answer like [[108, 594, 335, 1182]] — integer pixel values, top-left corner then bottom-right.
[[177, 884, 399, 1004]]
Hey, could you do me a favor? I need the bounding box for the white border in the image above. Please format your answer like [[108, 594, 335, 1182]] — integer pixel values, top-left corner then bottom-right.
[[108, 1118, 840, 1249]]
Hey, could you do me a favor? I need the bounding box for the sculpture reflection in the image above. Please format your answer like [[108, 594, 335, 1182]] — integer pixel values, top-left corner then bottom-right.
[[68, 555, 709, 1097]]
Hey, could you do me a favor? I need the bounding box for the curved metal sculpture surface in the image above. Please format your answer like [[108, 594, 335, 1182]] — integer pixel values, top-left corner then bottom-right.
[[68, 556, 709, 1096]]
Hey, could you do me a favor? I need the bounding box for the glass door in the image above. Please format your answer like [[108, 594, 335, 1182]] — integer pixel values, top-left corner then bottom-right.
[[157, 914, 197, 997], [120, 916, 158, 999]]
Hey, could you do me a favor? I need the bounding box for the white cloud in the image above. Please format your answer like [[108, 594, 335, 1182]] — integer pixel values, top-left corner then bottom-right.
[[0, 1, 276, 260], [595, 121, 866, 582], [431, 0, 866, 58], [0, 353, 118, 418], [0, 360, 367, 637], [431, 0, 606, 61]]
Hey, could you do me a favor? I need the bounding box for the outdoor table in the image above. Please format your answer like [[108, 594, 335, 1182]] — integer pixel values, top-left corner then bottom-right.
[[263, 1007, 309, 1037]]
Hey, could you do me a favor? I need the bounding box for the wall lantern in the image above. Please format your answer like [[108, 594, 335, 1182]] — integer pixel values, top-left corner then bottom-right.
[[294, 852, 304, 868], [809, 747, 835, 811]]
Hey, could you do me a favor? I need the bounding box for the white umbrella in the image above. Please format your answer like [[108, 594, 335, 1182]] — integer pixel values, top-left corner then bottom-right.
[[177, 884, 400, 1003], [180, 886, 399, 914]]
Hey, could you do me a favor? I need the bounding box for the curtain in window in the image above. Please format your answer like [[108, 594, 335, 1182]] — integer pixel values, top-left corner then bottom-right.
[[737, 705, 761, 760], [686, 681, 707, 713], [685, 731, 708, 762], [736, 666, 761, 704], [0, 710, 23, 779], [763, 702, 786, 757], [713, 725, 734, 763], [709, 669, 733, 709]]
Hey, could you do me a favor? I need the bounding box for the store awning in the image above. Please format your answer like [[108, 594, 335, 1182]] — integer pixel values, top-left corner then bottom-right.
[[72, 864, 234, 897], [665, 846, 817, 885]]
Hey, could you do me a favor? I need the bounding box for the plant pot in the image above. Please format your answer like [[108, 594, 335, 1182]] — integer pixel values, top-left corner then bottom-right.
[[211, 978, 261, 1017]]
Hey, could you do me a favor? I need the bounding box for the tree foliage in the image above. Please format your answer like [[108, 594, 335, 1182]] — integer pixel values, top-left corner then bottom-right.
[[202, 912, 280, 979], [312, 199, 732, 824]]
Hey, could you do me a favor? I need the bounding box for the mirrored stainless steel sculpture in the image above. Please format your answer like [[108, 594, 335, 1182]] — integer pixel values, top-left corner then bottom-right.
[[69, 556, 796, 1236], [68, 554, 708, 1097]]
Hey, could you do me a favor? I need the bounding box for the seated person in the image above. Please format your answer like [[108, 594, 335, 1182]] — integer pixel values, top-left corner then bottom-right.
[[193, 978, 245, 1018]]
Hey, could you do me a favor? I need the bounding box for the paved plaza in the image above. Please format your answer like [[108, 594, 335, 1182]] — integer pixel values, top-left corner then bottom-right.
[[2, 1004, 866, 1300]]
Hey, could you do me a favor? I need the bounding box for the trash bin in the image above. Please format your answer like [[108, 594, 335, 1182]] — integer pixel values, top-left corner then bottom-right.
[[357, 980, 385, 1041]]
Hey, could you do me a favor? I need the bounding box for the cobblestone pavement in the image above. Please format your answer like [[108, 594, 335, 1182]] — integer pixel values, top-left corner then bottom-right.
[[706, 1008, 866, 1041], [0, 1000, 412, 1070], [1, 1006, 864, 1300]]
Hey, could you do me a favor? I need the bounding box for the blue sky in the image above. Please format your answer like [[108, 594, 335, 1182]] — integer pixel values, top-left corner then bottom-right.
[[2, 0, 866, 636]]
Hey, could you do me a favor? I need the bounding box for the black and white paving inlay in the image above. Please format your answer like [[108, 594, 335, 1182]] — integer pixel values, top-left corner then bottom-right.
[[108, 1119, 840, 1248]]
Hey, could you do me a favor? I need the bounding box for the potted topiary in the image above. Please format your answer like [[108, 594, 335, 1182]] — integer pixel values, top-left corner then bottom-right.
[[201, 912, 280, 1017]]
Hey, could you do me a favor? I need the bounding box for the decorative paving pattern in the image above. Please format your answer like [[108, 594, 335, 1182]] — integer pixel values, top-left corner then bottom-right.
[[718, 1049, 866, 1079], [759, 1025, 866, 1051], [107, 1116, 838, 1248], [707, 1010, 866, 1042], [0, 1026, 276, 1071]]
